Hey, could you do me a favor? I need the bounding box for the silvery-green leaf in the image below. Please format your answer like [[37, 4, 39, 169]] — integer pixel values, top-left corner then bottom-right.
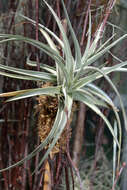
[[39, 26, 63, 83], [85, 23, 103, 60], [113, 120, 118, 186], [0, 64, 56, 81], [43, 0, 73, 81], [5, 86, 61, 102], [19, 14, 64, 48], [83, 66, 127, 129], [105, 67, 127, 72], [0, 34, 70, 82], [0, 70, 41, 81], [82, 12, 92, 64], [74, 12, 92, 81], [0, 34, 69, 82], [85, 34, 127, 66], [96, 34, 116, 53], [61, 0, 81, 69], [74, 61, 127, 88], [26, 56, 57, 75], [78, 88, 108, 107], [85, 83, 113, 103], [72, 89, 120, 148], [85, 83, 122, 156], [0, 89, 35, 97], [39, 28, 59, 53], [0, 34, 67, 72]]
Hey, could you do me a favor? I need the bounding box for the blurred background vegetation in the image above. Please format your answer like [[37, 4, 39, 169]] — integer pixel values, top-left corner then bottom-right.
[[0, 0, 127, 189]]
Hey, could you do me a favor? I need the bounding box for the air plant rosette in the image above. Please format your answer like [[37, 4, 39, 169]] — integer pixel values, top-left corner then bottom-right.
[[0, 0, 127, 189]]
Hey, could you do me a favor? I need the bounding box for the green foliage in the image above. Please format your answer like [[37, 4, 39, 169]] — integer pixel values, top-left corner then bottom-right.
[[0, 0, 127, 185]]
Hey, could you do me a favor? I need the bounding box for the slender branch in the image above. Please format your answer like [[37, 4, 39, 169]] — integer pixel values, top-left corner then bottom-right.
[[80, 0, 92, 46], [36, 0, 40, 71], [112, 162, 126, 190]]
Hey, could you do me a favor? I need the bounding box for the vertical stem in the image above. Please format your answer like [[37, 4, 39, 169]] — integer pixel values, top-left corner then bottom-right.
[[96, 0, 116, 37], [0, 147, 8, 189], [36, 0, 40, 71], [22, 102, 30, 190], [33, 137, 40, 190], [7, 136, 12, 189], [65, 166, 70, 190], [56, 0, 61, 19], [80, 0, 91, 46], [36, 0, 39, 42], [72, 103, 86, 167]]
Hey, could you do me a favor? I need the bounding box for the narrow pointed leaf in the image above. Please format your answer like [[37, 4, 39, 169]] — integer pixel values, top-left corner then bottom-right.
[[5, 86, 61, 102], [78, 88, 108, 107], [0, 71, 41, 81], [0, 34, 66, 71], [113, 120, 117, 186], [85, 83, 113, 103], [72, 90, 120, 148], [0, 64, 56, 81], [75, 65, 126, 135], [0, 34, 69, 82], [85, 84, 122, 157], [81, 12, 92, 64], [74, 12, 91, 81], [61, 0, 81, 69], [74, 61, 127, 89], [26, 56, 57, 75], [19, 14, 64, 48], [96, 33, 116, 53], [86, 34, 127, 65], [84, 23, 103, 61], [39, 28, 59, 53], [39, 21, 63, 85], [0, 89, 35, 97], [43, 0, 73, 78]]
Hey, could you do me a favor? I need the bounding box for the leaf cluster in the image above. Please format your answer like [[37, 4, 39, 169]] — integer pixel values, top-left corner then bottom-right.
[[0, 1, 127, 182]]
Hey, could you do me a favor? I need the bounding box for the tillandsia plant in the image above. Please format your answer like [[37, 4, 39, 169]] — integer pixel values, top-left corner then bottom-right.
[[0, 0, 127, 188]]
